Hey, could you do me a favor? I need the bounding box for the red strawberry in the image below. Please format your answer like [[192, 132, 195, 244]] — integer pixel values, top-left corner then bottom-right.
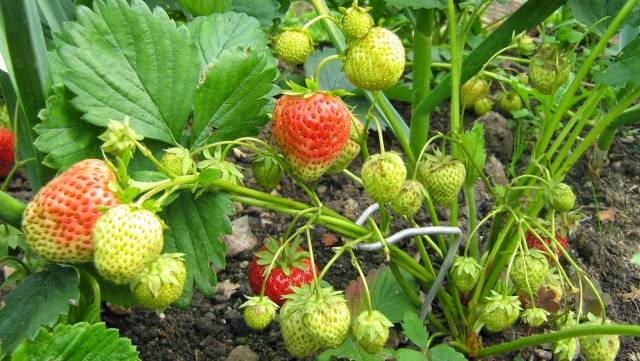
[[0, 128, 14, 176], [248, 237, 318, 306], [525, 231, 567, 256], [22, 159, 121, 263], [272, 92, 351, 181]]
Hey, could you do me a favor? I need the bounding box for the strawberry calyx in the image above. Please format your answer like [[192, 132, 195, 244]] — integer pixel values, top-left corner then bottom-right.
[[421, 149, 461, 172], [281, 79, 353, 99], [254, 237, 311, 277]]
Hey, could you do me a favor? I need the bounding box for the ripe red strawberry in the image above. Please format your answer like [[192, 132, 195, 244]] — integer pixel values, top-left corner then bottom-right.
[[525, 231, 567, 256], [22, 159, 120, 263], [0, 128, 14, 176], [272, 92, 351, 181], [248, 238, 318, 306]]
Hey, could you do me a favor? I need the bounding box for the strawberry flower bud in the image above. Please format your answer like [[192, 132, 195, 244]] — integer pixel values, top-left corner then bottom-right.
[[99, 116, 143, 155]]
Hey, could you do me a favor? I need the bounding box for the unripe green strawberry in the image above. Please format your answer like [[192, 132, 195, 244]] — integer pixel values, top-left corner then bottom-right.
[[579, 317, 620, 361], [159, 147, 193, 176], [481, 291, 522, 332], [291, 284, 351, 348], [344, 27, 406, 91], [473, 97, 493, 115], [340, 5, 373, 40], [553, 337, 578, 361], [361, 152, 407, 204], [22, 159, 120, 263], [461, 78, 489, 107], [517, 73, 529, 85], [390, 180, 422, 216], [273, 28, 314, 64], [450, 256, 483, 293], [510, 250, 550, 294], [280, 298, 320, 357], [512, 33, 536, 56], [131, 253, 186, 311], [327, 117, 364, 173], [496, 91, 523, 113], [352, 310, 393, 354], [251, 153, 284, 191], [520, 307, 549, 327], [528, 48, 571, 95], [548, 182, 575, 212], [93, 204, 164, 284], [417, 152, 466, 206], [240, 296, 278, 331]]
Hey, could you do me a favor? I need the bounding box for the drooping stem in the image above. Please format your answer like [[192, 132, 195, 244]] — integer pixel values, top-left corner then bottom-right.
[[478, 324, 640, 357], [313, 54, 342, 84], [0, 191, 26, 229], [349, 249, 373, 313]]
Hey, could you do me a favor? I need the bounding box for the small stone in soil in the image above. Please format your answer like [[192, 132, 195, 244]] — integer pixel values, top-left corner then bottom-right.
[[225, 216, 259, 256], [226, 346, 259, 361]]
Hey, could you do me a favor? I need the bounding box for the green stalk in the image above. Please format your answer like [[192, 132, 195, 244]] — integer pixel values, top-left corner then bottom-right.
[[464, 185, 478, 259], [0, 191, 26, 229], [445, 0, 462, 138], [478, 324, 640, 357], [534, 0, 639, 157], [410, 9, 434, 155], [555, 88, 640, 176], [593, 104, 640, 169]]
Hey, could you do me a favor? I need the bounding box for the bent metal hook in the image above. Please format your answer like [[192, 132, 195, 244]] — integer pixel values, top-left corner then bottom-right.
[[353, 203, 464, 321]]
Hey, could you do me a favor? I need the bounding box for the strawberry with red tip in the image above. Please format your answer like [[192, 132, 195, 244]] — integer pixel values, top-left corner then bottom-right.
[[272, 81, 351, 181], [525, 231, 567, 257], [22, 159, 121, 263], [248, 237, 318, 306], [0, 127, 14, 177]]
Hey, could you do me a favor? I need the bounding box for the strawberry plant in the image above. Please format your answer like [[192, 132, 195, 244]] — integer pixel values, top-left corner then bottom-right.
[[0, 0, 639, 360]]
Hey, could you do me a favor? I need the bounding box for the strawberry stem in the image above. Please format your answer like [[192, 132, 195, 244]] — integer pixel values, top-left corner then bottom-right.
[[304, 223, 322, 299], [349, 249, 373, 314], [312, 54, 342, 84], [302, 14, 337, 31]]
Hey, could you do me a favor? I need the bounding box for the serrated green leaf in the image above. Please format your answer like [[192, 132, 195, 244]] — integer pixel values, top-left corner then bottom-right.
[[179, 0, 231, 15], [383, 0, 445, 9], [567, 0, 637, 36], [395, 348, 428, 361], [191, 49, 278, 147], [0, 266, 80, 358], [232, 0, 280, 27], [461, 122, 486, 186], [11, 322, 139, 361], [304, 47, 354, 92], [370, 266, 419, 323], [188, 12, 268, 67], [429, 344, 468, 361], [401, 311, 428, 350], [162, 191, 234, 306], [317, 336, 390, 361], [594, 36, 640, 87], [36, 86, 102, 170], [54, 0, 200, 145]]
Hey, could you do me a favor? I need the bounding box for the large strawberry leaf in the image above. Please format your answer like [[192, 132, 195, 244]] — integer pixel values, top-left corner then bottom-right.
[[232, 0, 281, 27], [53, 0, 200, 144], [35, 86, 102, 170], [162, 191, 235, 306], [191, 49, 278, 147], [188, 12, 268, 67], [594, 36, 640, 87], [0, 266, 80, 358], [11, 322, 139, 361]]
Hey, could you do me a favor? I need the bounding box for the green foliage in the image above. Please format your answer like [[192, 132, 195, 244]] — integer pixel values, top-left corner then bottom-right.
[[0, 266, 80, 358], [461, 122, 486, 186], [53, 0, 200, 145], [382, 0, 445, 10], [567, 0, 637, 36], [394, 312, 468, 360], [232, 0, 282, 26], [594, 36, 640, 87], [35, 86, 101, 170], [162, 192, 234, 306], [191, 49, 278, 147], [11, 322, 139, 361], [304, 48, 353, 91], [401, 311, 428, 349], [370, 266, 418, 323]]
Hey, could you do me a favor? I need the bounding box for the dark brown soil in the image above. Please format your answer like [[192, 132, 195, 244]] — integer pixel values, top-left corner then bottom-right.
[[4, 128, 639, 361]]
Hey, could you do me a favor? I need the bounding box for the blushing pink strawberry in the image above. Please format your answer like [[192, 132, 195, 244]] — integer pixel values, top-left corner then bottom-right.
[[22, 159, 120, 263]]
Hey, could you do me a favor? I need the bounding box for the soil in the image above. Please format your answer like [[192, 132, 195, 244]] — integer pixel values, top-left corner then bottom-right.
[[4, 125, 639, 361]]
